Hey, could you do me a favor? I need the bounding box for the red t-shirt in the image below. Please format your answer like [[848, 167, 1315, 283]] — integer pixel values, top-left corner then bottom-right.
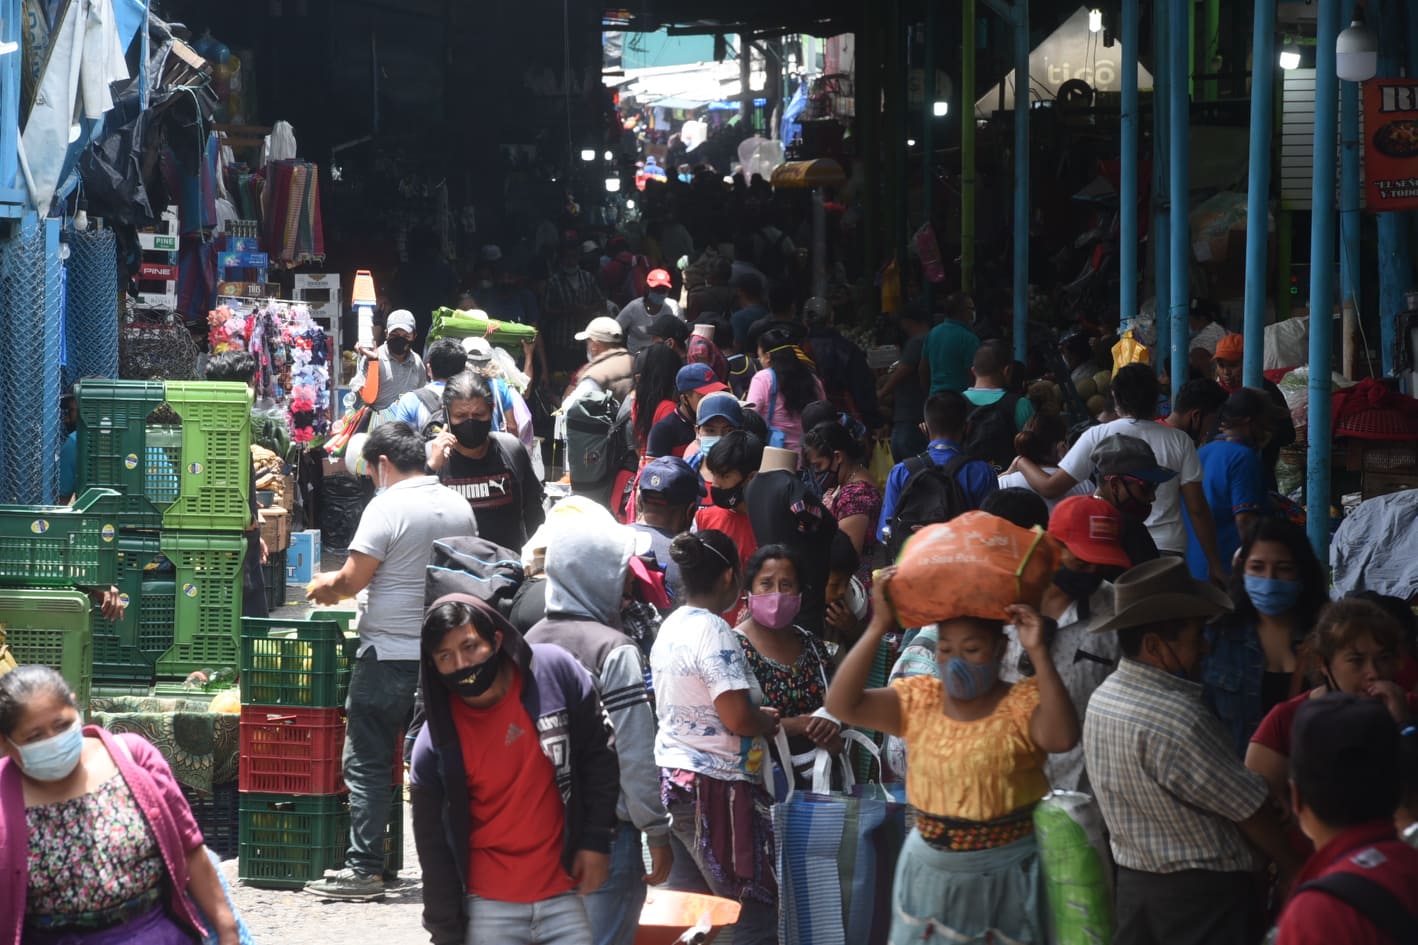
[[1275, 822, 1418, 945], [450, 671, 572, 902], [1252, 690, 1418, 755], [695, 505, 757, 570]]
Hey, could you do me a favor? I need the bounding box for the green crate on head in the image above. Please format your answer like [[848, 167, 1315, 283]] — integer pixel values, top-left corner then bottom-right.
[[0, 489, 122, 589], [240, 616, 355, 708], [154, 532, 245, 680], [0, 589, 95, 710], [237, 792, 403, 889], [161, 382, 252, 531], [92, 535, 167, 684], [74, 379, 166, 529]]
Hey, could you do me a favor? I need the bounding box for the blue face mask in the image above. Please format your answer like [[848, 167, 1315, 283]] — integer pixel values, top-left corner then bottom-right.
[[698, 435, 721, 457], [1244, 574, 1302, 617], [10, 720, 84, 782], [938, 655, 999, 702]]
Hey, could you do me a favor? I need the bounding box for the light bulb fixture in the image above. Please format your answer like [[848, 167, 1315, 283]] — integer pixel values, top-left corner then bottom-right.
[[1088, 8, 1103, 33], [906, 138, 918, 147], [1335, 15, 1378, 82], [933, 100, 949, 117], [1279, 44, 1302, 71], [604, 150, 614, 161], [625, 198, 636, 209], [580, 148, 596, 162], [605, 177, 621, 193]]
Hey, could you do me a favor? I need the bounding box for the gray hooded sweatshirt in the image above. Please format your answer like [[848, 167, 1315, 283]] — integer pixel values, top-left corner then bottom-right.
[[525, 524, 671, 846]]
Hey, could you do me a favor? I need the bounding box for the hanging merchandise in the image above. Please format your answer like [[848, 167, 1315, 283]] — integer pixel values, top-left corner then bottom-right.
[[261, 160, 325, 267], [208, 300, 332, 449]]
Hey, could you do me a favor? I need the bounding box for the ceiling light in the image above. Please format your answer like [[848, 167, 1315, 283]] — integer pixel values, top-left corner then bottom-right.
[[1088, 8, 1103, 33], [605, 177, 621, 193], [580, 149, 596, 162], [1279, 44, 1302, 70], [933, 100, 949, 117], [1336, 16, 1378, 82]]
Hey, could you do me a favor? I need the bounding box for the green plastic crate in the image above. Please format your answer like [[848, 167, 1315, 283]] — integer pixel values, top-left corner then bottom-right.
[[154, 532, 245, 679], [261, 549, 288, 612], [0, 589, 94, 710], [145, 426, 182, 507], [0, 488, 122, 589], [240, 616, 356, 708], [139, 578, 177, 656], [92, 535, 169, 683], [74, 380, 166, 528], [161, 382, 252, 531], [238, 792, 403, 889]]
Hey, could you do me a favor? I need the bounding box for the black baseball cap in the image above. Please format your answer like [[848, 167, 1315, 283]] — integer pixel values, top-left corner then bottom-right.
[[647, 312, 689, 344]]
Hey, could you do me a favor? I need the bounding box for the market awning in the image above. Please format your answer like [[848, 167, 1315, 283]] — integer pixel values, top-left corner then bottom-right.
[[771, 159, 845, 188]]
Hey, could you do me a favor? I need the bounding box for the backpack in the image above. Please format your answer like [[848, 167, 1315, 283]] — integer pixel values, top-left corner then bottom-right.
[[564, 390, 636, 498], [886, 452, 973, 562], [414, 387, 446, 440], [963, 393, 1021, 473], [425, 536, 526, 618]]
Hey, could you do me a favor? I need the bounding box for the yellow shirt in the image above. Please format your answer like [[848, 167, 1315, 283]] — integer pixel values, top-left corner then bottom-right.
[[893, 674, 1048, 822]]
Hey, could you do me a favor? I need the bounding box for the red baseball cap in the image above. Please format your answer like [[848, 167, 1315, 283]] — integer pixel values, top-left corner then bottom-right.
[[1048, 496, 1132, 570], [646, 269, 672, 289]]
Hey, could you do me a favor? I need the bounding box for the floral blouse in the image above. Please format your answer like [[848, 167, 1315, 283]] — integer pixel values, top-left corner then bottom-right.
[[825, 478, 883, 583], [737, 625, 832, 719], [25, 775, 166, 927]]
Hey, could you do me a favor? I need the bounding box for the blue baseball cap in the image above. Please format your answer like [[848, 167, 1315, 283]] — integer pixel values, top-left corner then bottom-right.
[[639, 456, 706, 505], [696, 392, 743, 428], [675, 363, 729, 395]]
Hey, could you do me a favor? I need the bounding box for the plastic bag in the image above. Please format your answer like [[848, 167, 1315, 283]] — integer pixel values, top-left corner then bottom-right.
[[320, 475, 365, 555], [890, 511, 1062, 626], [1035, 791, 1115, 945], [914, 223, 945, 284], [869, 439, 894, 491], [1111, 329, 1151, 377], [261, 120, 297, 164]]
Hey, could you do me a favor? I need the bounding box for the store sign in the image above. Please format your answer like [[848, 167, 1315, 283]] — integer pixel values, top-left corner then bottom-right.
[[139, 262, 177, 280], [1365, 79, 1418, 211], [219, 250, 268, 269]]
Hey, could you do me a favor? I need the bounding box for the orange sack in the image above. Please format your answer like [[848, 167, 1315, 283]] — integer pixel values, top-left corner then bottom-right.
[[889, 510, 1062, 626]]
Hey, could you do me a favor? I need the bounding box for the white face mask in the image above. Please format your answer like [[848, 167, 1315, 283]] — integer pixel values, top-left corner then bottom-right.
[[10, 719, 84, 782]]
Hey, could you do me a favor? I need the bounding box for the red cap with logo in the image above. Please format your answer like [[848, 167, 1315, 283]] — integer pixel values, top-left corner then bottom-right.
[[1047, 495, 1132, 570]]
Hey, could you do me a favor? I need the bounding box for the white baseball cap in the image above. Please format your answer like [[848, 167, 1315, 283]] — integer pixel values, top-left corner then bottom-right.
[[386, 310, 416, 334], [575, 316, 624, 344]]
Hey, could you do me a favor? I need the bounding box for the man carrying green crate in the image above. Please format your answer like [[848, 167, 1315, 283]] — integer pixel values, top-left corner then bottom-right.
[[305, 422, 476, 901]]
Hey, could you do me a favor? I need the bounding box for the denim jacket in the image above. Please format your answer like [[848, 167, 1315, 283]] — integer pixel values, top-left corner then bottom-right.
[[1203, 621, 1265, 759]]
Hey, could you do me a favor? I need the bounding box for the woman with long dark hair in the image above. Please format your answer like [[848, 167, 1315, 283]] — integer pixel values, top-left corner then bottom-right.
[[746, 324, 825, 451], [803, 421, 882, 585], [630, 343, 685, 457], [1203, 517, 1329, 758]]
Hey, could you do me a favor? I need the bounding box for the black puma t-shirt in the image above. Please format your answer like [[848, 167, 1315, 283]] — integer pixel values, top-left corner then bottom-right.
[[438, 433, 543, 552]]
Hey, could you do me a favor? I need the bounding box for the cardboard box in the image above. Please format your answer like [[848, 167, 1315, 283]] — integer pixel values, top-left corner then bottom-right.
[[259, 507, 291, 551], [288, 530, 321, 586]]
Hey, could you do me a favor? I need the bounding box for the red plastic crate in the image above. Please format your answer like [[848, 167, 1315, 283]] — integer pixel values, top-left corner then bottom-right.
[[238, 706, 403, 795], [239, 706, 346, 795]]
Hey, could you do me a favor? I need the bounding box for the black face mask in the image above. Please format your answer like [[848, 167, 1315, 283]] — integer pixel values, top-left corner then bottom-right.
[[440, 649, 502, 698], [452, 417, 492, 449], [386, 336, 411, 355], [1053, 567, 1104, 601], [710, 483, 744, 510]]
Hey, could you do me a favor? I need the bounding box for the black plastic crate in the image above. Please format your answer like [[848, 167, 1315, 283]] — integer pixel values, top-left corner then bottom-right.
[[182, 779, 240, 860]]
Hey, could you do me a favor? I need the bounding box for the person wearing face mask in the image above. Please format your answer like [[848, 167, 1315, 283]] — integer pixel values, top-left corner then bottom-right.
[[803, 421, 881, 588], [1202, 519, 1328, 760], [1162, 378, 1228, 447], [411, 594, 620, 945], [351, 309, 427, 412], [562, 317, 635, 408], [1182, 387, 1276, 582], [1210, 334, 1295, 489], [1246, 598, 1418, 818], [684, 390, 743, 482], [429, 371, 543, 554], [1082, 558, 1301, 945], [997, 496, 1127, 794], [1089, 434, 1170, 567], [645, 364, 728, 461], [827, 565, 1078, 945], [616, 269, 681, 355], [524, 514, 673, 945], [650, 531, 782, 945], [734, 546, 843, 789], [0, 665, 240, 944], [305, 422, 476, 901], [695, 431, 762, 572]]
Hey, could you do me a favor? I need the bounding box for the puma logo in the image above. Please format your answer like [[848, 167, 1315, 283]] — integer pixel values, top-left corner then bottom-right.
[[487, 478, 509, 495]]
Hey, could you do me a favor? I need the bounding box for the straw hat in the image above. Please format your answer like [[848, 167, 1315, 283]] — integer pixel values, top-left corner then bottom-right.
[[1084, 558, 1233, 635]]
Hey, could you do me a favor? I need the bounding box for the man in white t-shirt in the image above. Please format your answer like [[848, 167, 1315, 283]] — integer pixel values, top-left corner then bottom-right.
[[1009, 364, 1226, 585]]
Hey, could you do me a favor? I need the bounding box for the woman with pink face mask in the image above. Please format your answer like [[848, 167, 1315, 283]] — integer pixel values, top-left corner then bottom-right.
[[733, 545, 844, 789]]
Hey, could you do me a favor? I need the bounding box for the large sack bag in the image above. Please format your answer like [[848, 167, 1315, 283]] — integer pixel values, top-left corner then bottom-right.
[[1034, 791, 1114, 945], [425, 536, 525, 617], [890, 510, 1061, 627]]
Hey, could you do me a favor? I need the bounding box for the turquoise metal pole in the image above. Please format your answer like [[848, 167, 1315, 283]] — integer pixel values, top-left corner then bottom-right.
[[1307, 0, 1340, 559], [1242, 0, 1276, 388], [1012, 0, 1030, 362], [1339, 0, 1360, 377], [1153, 1, 1170, 365], [1120, 0, 1139, 330], [1374, 0, 1414, 378], [1168, 0, 1190, 400]]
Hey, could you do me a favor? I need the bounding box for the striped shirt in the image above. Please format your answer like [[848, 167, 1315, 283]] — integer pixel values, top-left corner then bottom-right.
[[1083, 657, 1268, 874]]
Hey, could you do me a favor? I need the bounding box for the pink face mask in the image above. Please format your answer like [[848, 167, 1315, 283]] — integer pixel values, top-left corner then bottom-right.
[[747, 591, 802, 630]]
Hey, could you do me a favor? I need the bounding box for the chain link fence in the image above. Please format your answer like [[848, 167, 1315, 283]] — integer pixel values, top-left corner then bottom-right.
[[0, 216, 63, 503], [63, 227, 120, 390]]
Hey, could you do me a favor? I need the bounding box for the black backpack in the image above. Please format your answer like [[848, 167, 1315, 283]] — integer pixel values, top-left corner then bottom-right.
[[425, 536, 526, 618], [963, 393, 1021, 474], [886, 452, 972, 562], [564, 390, 636, 498], [413, 387, 447, 440]]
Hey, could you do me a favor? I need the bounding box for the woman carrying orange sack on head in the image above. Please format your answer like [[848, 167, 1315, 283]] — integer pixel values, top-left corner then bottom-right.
[[0, 665, 239, 945], [826, 555, 1079, 944]]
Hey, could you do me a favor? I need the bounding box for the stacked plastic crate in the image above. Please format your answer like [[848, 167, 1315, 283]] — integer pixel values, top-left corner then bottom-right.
[[237, 615, 403, 888], [74, 380, 252, 691], [0, 488, 124, 710]]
